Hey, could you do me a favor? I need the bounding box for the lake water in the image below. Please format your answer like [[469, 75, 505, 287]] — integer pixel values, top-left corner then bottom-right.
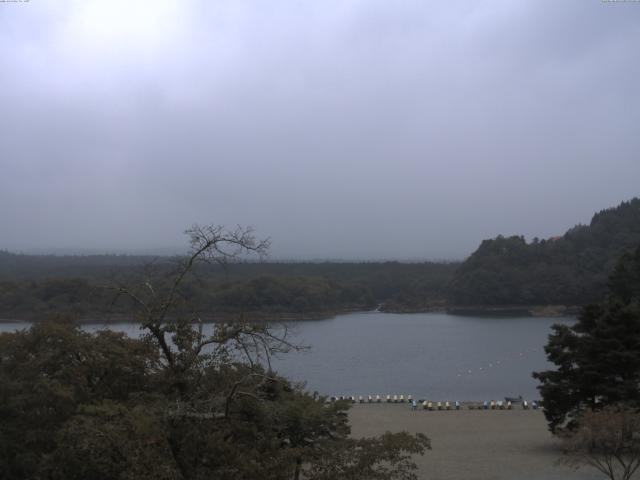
[[0, 311, 571, 401]]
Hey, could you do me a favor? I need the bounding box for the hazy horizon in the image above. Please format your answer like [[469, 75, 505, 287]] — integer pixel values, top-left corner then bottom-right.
[[1, 1, 639, 259], [4, 195, 636, 261]]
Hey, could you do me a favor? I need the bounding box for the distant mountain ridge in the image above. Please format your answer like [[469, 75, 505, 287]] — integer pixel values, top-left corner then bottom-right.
[[449, 198, 640, 306]]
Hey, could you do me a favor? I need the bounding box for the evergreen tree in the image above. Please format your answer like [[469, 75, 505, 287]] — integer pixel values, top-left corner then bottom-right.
[[451, 198, 640, 306], [533, 246, 640, 432]]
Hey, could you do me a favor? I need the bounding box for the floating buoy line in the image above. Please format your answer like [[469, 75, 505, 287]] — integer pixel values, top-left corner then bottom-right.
[[326, 348, 545, 409], [454, 347, 540, 378]]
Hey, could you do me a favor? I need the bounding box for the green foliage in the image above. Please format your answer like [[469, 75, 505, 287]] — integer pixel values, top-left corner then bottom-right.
[[3, 198, 639, 313], [305, 432, 431, 480], [0, 258, 457, 319], [533, 246, 640, 433], [0, 225, 431, 479], [0, 319, 158, 479], [0, 320, 430, 480], [451, 198, 640, 306], [206, 275, 373, 313]]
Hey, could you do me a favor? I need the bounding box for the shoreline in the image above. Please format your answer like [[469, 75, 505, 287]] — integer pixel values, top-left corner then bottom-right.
[[383, 304, 581, 317], [0, 304, 580, 324], [0, 310, 345, 325]]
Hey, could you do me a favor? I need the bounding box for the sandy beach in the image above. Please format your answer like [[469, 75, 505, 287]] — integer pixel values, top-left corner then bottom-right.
[[349, 404, 601, 480]]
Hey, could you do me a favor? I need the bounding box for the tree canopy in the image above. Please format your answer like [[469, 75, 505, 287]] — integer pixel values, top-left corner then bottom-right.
[[0, 225, 430, 480], [533, 245, 640, 432], [0, 255, 456, 320], [451, 198, 640, 306]]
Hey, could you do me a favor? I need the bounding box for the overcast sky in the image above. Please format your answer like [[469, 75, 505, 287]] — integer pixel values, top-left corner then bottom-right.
[[1, 1, 639, 259]]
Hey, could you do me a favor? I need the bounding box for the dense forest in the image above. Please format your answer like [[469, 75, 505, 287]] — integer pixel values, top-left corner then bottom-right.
[[0, 255, 457, 320], [449, 198, 640, 307], [1, 198, 639, 320]]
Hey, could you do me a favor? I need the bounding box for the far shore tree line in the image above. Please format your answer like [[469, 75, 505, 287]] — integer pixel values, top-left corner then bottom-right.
[[0, 256, 456, 320], [1, 198, 638, 321]]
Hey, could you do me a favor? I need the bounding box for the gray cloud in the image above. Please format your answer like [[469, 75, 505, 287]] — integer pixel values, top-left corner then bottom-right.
[[1, 0, 639, 259]]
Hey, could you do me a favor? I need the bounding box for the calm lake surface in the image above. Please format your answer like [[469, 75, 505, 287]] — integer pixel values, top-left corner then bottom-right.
[[0, 311, 571, 401]]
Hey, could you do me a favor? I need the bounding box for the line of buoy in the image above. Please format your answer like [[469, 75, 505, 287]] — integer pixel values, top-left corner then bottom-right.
[[455, 348, 541, 378]]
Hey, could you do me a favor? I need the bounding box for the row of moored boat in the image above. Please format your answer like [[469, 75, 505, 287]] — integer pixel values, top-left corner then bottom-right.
[[329, 395, 540, 410]]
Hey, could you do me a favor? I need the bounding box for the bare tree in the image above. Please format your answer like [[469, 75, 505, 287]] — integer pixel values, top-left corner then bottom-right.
[[561, 406, 640, 480], [110, 224, 298, 403]]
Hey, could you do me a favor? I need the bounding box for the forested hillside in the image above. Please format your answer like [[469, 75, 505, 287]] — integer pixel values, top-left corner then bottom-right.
[[2, 198, 639, 319], [449, 198, 640, 306], [0, 255, 457, 320]]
